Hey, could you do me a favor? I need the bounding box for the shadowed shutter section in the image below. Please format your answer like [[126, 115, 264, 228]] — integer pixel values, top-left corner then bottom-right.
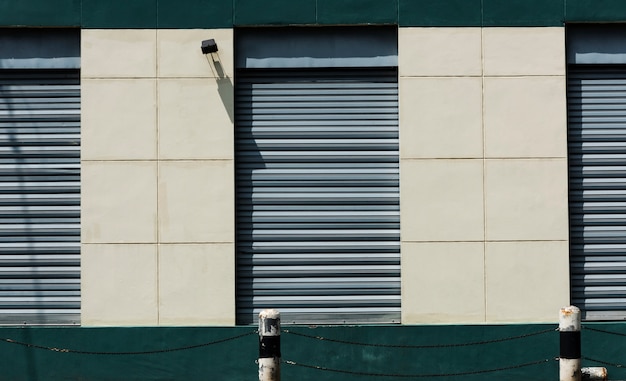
[[235, 68, 400, 325], [0, 70, 80, 324], [569, 65, 626, 320]]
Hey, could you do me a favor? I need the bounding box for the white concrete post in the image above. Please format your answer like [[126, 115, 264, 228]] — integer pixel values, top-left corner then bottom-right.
[[258, 309, 280, 381], [560, 306, 582, 381], [582, 367, 607, 381]]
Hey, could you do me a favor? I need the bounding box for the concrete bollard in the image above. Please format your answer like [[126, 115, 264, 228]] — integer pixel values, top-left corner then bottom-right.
[[582, 367, 607, 381], [258, 309, 281, 381], [560, 306, 582, 381], [559, 306, 608, 381]]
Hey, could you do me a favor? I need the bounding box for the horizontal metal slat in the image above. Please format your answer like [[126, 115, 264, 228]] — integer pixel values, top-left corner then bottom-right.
[[236, 67, 399, 324], [0, 69, 80, 324]]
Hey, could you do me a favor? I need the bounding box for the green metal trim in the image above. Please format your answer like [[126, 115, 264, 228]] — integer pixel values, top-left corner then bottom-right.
[[233, 0, 316, 26], [483, 0, 565, 27], [398, 0, 482, 27], [82, 0, 157, 28], [0, 0, 81, 27], [317, 0, 398, 25], [10, 0, 626, 28], [157, 0, 232, 29], [566, 0, 626, 22]]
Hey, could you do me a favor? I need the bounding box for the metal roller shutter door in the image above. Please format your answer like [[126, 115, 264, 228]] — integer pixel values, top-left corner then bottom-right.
[[235, 68, 400, 324], [0, 70, 80, 325], [569, 65, 626, 320]]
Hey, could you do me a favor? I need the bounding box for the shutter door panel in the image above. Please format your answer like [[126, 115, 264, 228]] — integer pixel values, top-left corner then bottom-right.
[[236, 68, 400, 324], [569, 65, 626, 320], [0, 70, 80, 325]]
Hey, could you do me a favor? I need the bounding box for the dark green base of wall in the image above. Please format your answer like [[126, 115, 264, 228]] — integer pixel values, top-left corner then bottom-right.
[[3, 322, 624, 381], [1, 323, 624, 381]]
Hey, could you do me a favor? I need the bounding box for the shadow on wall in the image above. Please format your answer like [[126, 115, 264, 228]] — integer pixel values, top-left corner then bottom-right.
[[205, 53, 234, 124]]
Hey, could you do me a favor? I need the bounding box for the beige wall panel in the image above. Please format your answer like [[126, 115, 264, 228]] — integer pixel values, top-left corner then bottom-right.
[[485, 159, 568, 241], [402, 242, 485, 323], [82, 244, 158, 326], [159, 243, 235, 325], [158, 79, 233, 160], [484, 77, 567, 158], [158, 29, 234, 79], [82, 29, 156, 78], [485, 241, 569, 322], [82, 79, 157, 160], [158, 161, 234, 243], [399, 28, 482, 77], [400, 77, 483, 159], [483, 27, 565, 76], [401, 159, 484, 241], [82, 161, 157, 243]]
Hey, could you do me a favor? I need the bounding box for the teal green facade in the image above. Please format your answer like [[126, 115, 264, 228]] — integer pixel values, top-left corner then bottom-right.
[[1, 323, 626, 380], [5, 0, 626, 28], [0, 324, 556, 381]]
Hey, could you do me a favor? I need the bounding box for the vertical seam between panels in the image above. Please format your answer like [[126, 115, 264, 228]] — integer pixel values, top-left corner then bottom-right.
[[481, 25, 488, 323], [155, 28, 161, 325]]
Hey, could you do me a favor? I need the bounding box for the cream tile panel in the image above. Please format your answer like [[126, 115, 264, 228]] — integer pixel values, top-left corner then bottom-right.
[[159, 244, 235, 325], [485, 241, 569, 322], [399, 28, 482, 77], [82, 79, 157, 160], [401, 159, 484, 241], [483, 27, 565, 76], [81, 244, 158, 326], [400, 77, 483, 159], [484, 77, 567, 158], [485, 159, 568, 241], [82, 161, 157, 243], [402, 242, 485, 324], [158, 79, 233, 160], [159, 161, 234, 243], [158, 29, 234, 78], [82, 29, 156, 78]]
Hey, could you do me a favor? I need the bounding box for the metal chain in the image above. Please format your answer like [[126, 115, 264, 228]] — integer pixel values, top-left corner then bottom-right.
[[583, 356, 626, 369], [282, 327, 556, 348], [283, 358, 554, 378], [583, 326, 626, 337], [0, 330, 257, 355], [576, 328, 626, 369]]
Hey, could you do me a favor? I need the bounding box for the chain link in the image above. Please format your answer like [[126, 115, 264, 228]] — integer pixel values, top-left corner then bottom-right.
[[577, 327, 626, 369], [284, 358, 554, 378], [584, 326, 626, 337], [0, 330, 257, 355], [583, 356, 625, 369], [282, 327, 556, 348]]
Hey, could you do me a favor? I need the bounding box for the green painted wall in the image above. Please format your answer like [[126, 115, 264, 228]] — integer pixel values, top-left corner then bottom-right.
[[0, 324, 570, 381], [3, 0, 626, 28], [3, 323, 625, 381]]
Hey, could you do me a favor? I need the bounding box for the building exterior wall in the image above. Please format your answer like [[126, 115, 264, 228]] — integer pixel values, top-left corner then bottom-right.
[[9, 1, 626, 380], [76, 24, 570, 326], [399, 27, 569, 324], [80, 29, 236, 326], [2, 0, 626, 328], [76, 24, 571, 326]]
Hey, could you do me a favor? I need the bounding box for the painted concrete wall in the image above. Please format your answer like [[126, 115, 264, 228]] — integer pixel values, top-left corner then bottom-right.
[[399, 27, 569, 324], [79, 26, 570, 326], [80, 29, 235, 326]]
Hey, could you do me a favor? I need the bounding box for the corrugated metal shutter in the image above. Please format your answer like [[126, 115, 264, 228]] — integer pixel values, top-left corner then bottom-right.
[[235, 68, 400, 325], [569, 65, 626, 320], [0, 69, 80, 325]]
